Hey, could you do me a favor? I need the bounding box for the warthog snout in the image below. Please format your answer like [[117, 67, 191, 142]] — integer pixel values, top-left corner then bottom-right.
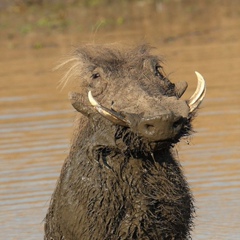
[[87, 69, 205, 143]]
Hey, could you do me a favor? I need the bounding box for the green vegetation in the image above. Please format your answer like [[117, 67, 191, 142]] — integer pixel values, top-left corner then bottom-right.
[[0, 0, 131, 38], [0, 0, 238, 49], [20, 24, 33, 34]]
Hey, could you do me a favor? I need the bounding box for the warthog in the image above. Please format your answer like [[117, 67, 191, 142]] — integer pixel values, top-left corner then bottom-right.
[[44, 44, 206, 240]]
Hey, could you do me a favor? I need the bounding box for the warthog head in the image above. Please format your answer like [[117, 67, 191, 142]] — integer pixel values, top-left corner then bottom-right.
[[66, 44, 205, 155], [45, 44, 206, 240]]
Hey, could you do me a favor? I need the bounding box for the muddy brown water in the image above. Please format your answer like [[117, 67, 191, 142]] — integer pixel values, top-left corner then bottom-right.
[[1, 2, 240, 239]]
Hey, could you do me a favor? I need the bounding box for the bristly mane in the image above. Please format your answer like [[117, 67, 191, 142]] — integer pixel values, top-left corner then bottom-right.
[[57, 44, 162, 90]]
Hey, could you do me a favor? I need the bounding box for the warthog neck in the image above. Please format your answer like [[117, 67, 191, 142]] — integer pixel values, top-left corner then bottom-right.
[[45, 129, 194, 239]]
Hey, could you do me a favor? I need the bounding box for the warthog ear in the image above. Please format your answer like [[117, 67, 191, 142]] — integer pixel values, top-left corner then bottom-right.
[[68, 92, 94, 116]]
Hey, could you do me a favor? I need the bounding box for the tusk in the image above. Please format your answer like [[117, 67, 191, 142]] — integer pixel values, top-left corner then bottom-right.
[[188, 71, 206, 112], [88, 91, 129, 126]]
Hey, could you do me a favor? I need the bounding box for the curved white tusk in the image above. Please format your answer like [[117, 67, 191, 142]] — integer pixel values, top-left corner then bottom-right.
[[88, 91, 129, 126], [88, 91, 100, 108], [188, 71, 206, 112]]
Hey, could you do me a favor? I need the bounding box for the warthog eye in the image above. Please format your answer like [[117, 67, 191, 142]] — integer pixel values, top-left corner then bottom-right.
[[155, 66, 165, 79], [91, 73, 100, 79]]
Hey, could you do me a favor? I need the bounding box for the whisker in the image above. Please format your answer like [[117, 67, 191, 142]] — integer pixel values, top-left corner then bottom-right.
[[58, 62, 81, 90]]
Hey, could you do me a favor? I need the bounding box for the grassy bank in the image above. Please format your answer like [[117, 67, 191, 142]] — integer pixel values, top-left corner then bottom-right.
[[0, 0, 239, 49]]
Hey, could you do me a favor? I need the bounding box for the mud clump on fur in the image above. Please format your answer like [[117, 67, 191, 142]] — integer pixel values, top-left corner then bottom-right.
[[44, 44, 205, 240]]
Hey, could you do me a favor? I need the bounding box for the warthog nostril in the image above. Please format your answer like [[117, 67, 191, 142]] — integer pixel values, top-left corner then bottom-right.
[[145, 124, 155, 133], [173, 117, 184, 129]]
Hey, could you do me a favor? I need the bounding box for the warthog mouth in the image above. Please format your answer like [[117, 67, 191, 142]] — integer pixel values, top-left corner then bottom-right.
[[114, 125, 189, 155]]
